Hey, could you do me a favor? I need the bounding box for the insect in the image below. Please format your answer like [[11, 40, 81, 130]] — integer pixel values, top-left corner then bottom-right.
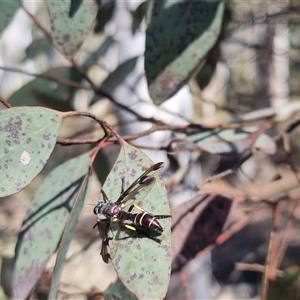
[[93, 162, 171, 263]]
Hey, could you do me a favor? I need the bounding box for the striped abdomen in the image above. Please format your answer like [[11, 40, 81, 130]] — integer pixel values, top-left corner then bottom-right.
[[120, 211, 163, 232]]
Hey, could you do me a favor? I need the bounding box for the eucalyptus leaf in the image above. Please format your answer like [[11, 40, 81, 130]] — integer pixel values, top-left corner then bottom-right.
[[46, 0, 98, 59], [105, 279, 138, 300], [8, 67, 81, 109], [94, 0, 115, 33], [145, 0, 224, 105], [0, 0, 20, 37], [0, 107, 63, 197], [131, 1, 147, 34], [91, 56, 139, 105], [49, 167, 89, 299], [12, 152, 90, 300], [96, 141, 171, 299]]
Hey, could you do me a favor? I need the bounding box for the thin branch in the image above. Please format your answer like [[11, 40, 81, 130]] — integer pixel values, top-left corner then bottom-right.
[[235, 263, 284, 277], [179, 271, 193, 300], [0, 96, 12, 108], [272, 202, 297, 276], [21, 3, 53, 42], [70, 58, 168, 125], [121, 124, 191, 141], [261, 203, 278, 300], [0, 66, 87, 90], [57, 137, 100, 146]]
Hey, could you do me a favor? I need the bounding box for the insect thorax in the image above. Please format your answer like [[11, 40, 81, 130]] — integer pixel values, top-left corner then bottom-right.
[[94, 201, 121, 219]]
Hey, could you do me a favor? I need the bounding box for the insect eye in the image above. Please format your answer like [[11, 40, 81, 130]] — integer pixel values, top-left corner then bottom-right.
[[93, 206, 98, 215]]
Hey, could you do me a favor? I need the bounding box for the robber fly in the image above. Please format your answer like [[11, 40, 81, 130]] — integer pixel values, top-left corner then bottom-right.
[[93, 162, 171, 263]]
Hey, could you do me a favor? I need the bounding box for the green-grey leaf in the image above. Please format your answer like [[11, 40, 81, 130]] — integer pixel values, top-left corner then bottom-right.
[[0, 107, 63, 197], [105, 279, 138, 300], [94, 0, 115, 34], [68, 0, 83, 18], [145, 0, 224, 105], [0, 0, 20, 37], [46, 0, 98, 59], [49, 168, 89, 299], [91, 56, 139, 105], [23, 38, 53, 62], [12, 152, 90, 300], [8, 67, 81, 109], [98, 141, 171, 299], [131, 1, 147, 35]]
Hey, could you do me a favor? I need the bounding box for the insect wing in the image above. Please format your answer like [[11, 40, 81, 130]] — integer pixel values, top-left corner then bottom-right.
[[116, 162, 164, 207], [101, 237, 112, 264], [97, 220, 112, 263]]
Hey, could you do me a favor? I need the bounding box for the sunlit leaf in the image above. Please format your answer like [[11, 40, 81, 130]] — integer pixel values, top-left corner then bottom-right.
[[145, 1, 224, 105], [46, 0, 98, 59], [96, 141, 171, 299], [0, 107, 63, 197], [12, 152, 90, 300], [0, 0, 20, 37]]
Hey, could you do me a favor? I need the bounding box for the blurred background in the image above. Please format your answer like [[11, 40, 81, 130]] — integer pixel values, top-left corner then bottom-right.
[[1, 1, 300, 299]]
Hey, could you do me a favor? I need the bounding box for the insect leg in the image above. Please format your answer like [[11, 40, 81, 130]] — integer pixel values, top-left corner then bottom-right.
[[101, 236, 112, 264], [124, 224, 136, 231], [121, 177, 125, 195], [100, 220, 113, 263], [101, 189, 110, 203], [128, 204, 146, 212]]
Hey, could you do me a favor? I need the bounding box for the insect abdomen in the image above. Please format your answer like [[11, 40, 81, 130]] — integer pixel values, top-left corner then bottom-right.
[[133, 213, 163, 232]]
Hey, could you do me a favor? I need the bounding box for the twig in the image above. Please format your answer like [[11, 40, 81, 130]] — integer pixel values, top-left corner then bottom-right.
[[235, 262, 284, 277], [0, 66, 86, 90], [57, 137, 100, 146], [179, 271, 193, 300], [0, 96, 12, 108], [272, 202, 298, 276], [261, 203, 278, 300], [21, 3, 53, 42]]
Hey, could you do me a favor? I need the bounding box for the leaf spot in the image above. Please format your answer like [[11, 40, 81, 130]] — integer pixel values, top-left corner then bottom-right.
[[20, 150, 31, 165]]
